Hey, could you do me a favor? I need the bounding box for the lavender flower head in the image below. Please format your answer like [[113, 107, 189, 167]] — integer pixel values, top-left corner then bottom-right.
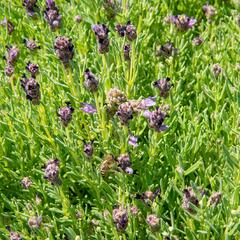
[[203, 4, 216, 20], [153, 77, 172, 98], [44, 158, 60, 184], [92, 24, 110, 54], [54, 36, 74, 66], [84, 69, 99, 92], [80, 102, 97, 114], [147, 106, 169, 132], [58, 102, 74, 127], [26, 62, 39, 77], [212, 64, 222, 77], [23, 0, 38, 17], [74, 15, 81, 23], [115, 24, 126, 37], [24, 39, 40, 51], [117, 153, 133, 174], [167, 14, 196, 31], [125, 21, 137, 41], [112, 206, 128, 231], [28, 215, 42, 228], [123, 44, 131, 61], [0, 18, 14, 34], [20, 76, 41, 105], [130, 205, 138, 215], [116, 102, 133, 125], [5, 65, 14, 77], [182, 187, 199, 213], [44, 0, 62, 30], [6, 45, 20, 65], [21, 177, 32, 189], [83, 142, 93, 157], [9, 231, 22, 240], [146, 214, 160, 230], [192, 36, 203, 46], [208, 192, 222, 206], [128, 135, 138, 148], [156, 42, 178, 58]]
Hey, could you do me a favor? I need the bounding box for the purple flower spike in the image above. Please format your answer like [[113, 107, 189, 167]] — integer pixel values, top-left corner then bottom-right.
[[167, 14, 196, 31], [80, 103, 97, 114], [23, 0, 38, 17], [128, 135, 138, 148]]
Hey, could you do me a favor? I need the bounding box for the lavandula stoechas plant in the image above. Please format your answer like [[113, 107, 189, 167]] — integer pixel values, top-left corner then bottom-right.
[[92, 24, 110, 54], [20, 75, 41, 105], [5, 45, 19, 76], [156, 42, 178, 58], [115, 21, 137, 41], [153, 77, 172, 98], [208, 192, 222, 206], [84, 69, 99, 92], [0, 18, 14, 35], [146, 214, 160, 230], [202, 4, 216, 21], [112, 206, 128, 231], [28, 216, 42, 229], [182, 187, 199, 213], [54, 36, 74, 66], [117, 153, 133, 174], [212, 64, 222, 77], [44, 0, 62, 30], [44, 158, 60, 185], [58, 102, 74, 127], [166, 14, 196, 31], [83, 142, 94, 157], [123, 44, 131, 61], [26, 62, 39, 77], [116, 102, 133, 125], [24, 39, 40, 51], [23, 0, 38, 17], [21, 177, 32, 189]]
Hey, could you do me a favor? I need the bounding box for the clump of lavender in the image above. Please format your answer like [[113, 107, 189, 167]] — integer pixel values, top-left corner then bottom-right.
[[153, 77, 172, 98], [208, 192, 222, 206], [202, 4, 216, 21], [156, 42, 178, 58], [192, 36, 203, 46], [5, 65, 14, 77], [26, 62, 39, 77], [112, 206, 128, 231], [83, 142, 93, 157], [146, 214, 160, 230], [123, 44, 131, 61], [212, 64, 222, 77], [21, 177, 32, 189], [24, 39, 40, 51], [182, 187, 199, 213], [58, 102, 74, 127], [117, 153, 133, 174], [28, 215, 42, 229], [23, 0, 38, 17], [20, 75, 41, 105], [115, 21, 137, 41], [147, 106, 169, 132], [103, 0, 118, 19], [100, 154, 116, 176], [92, 23, 110, 54], [107, 88, 127, 115], [166, 14, 196, 31], [84, 69, 99, 92], [44, 0, 62, 30], [127, 97, 156, 115], [54, 36, 74, 66], [0, 18, 14, 34], [116, 102, 133, 125], [44, 158, 60, 184]]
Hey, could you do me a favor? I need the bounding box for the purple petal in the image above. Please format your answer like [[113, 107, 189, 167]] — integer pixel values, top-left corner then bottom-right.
[[159, 125, 169, 131], [80, 103, 97, 114], [143, 110, 152, 119], [188, 18, 197, 27], [128, 135, 138, 147], [141, 97, 157, 108]]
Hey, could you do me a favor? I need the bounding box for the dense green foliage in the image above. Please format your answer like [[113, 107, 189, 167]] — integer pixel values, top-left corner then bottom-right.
[[0, 0, 239, 239]]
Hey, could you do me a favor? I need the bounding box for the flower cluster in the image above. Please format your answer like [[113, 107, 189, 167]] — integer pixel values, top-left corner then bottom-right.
[[146, 214, 159, 230], [156, 42, 178, 58], [5, 45, 20, 76], [23, 0, 38, 17], [123, 44, 131, 61], [182, 187, 199, 213], [44, 0, 62, 30], [28, 216, 42, 229], [54, 36, 74, 66], [92, 24, 110, 54], [83, 142, 94, 157], [24, 39, 40, 51], [20, 75, 41, 105], [166, 14, 196, 31], [84, 69, 99, 92], [116, 102, 133, 125], [208, 192, 222, 206], [112, 206, 128, 231], [44, 158, 60, 184], [153, 77, 172, 98], [117, 153, 133, 174], [21, 177, 32, 189], [202, 4, 216, 21], [0, 18, 14, 35], [58, 102, 74, 127], [26, 62, 39, 77], [115, 21, 137, 41]]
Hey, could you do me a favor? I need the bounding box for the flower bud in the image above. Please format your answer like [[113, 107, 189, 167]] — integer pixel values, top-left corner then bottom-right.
[[44, 158, 60, 184], [112, 206, 128, 231]]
